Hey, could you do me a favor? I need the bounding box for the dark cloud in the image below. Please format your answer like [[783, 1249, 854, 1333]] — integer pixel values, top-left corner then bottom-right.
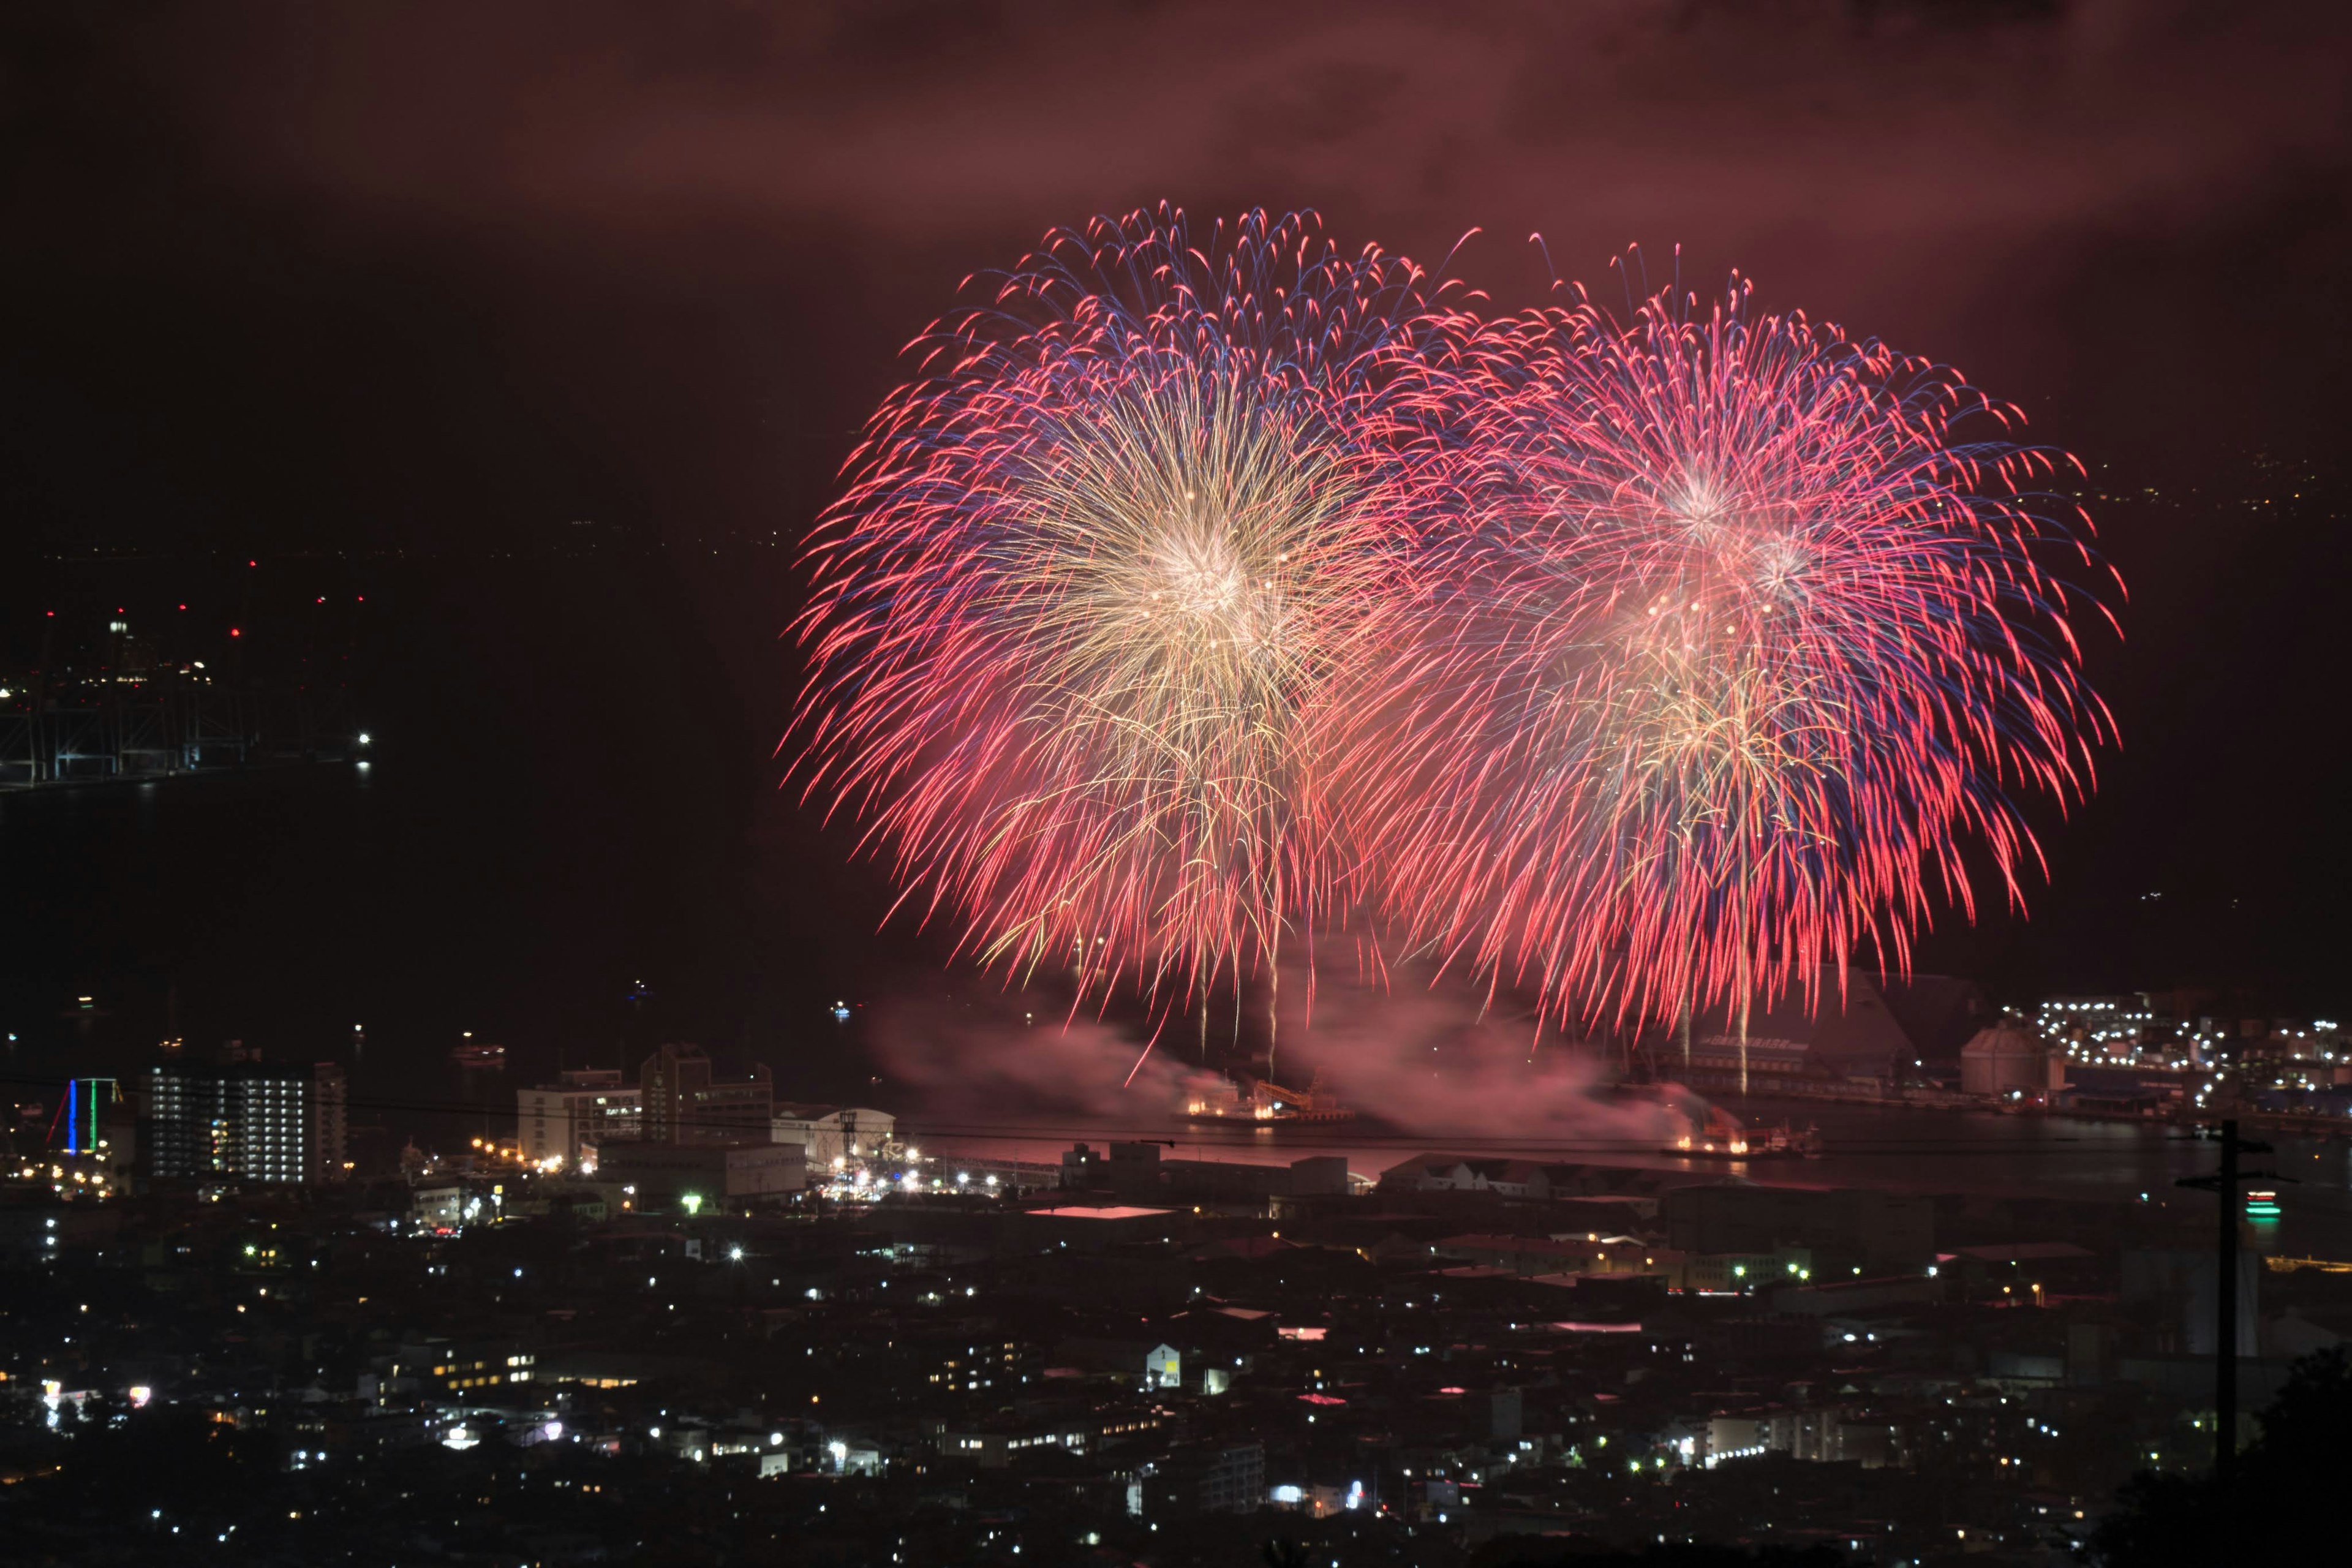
[[141, 4, 2345, 260], [6, 3, 2337, 468], [42, 0, 2328, 463]]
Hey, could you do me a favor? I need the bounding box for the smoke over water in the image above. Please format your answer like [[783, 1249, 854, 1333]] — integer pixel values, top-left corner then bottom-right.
[[869, 963, 1697, 1144], [1269, 970, 1697, 1144]]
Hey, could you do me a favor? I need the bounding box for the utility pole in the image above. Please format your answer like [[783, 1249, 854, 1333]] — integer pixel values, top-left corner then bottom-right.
[[2175, 1118, 2285, 1484], [2214, 1120, 2239, 1483]]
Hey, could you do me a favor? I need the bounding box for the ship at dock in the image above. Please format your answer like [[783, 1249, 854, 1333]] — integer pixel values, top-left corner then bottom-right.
[[1178, 1068, 1355, 1125], [1663, 1102, 1822, 1160]]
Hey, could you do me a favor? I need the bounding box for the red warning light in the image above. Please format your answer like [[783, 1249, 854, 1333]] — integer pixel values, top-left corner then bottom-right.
[[229, 628, 242, 638]]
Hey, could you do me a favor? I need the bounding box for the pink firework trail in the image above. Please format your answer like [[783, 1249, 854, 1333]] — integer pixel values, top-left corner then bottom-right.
[[1324, 270, 2118, 1035], [794, 206, 1466, 1019]]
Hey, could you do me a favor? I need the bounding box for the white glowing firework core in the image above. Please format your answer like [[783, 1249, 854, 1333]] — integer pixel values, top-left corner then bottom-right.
[[978, 375, 1366, 990]]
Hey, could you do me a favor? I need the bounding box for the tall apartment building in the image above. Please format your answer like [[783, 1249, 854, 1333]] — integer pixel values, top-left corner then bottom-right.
[[146, 1059, 349, 1185], [639, 1043, 772, 1145], [517, 1069, 643, 1168]]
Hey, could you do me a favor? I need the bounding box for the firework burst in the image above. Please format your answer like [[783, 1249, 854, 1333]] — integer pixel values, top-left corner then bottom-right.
[[1325, 271, 2116, 1041], [796, 206, 1457, 1014]]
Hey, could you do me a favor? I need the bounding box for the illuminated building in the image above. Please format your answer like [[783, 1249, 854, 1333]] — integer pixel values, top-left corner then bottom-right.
[[517, 1069, 642, 1168], [146, 1058, 347, 1184], [595, 1139, 805, 1207], [422, 1344, 537, 1396], [1959, 1020, 2065, 1099], [638, 1043, 771, 1145], [932, 1408, 1165, 1468], [771, 1103, 895, 1167], [2037, 993, 2160, 1053]]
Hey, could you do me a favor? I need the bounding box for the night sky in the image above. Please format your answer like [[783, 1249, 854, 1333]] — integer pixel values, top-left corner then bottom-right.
[[2, 1, 2348, 1081]]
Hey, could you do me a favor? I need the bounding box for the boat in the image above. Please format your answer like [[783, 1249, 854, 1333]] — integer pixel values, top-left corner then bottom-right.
[[1178, 1068, 1355, 1125], [1662, 1106, 1821, 1160]]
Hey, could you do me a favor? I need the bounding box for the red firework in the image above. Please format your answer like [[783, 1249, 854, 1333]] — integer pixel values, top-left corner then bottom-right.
[[795, 206, 1463, 1011], [1323, 272, 2117, 1037]]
